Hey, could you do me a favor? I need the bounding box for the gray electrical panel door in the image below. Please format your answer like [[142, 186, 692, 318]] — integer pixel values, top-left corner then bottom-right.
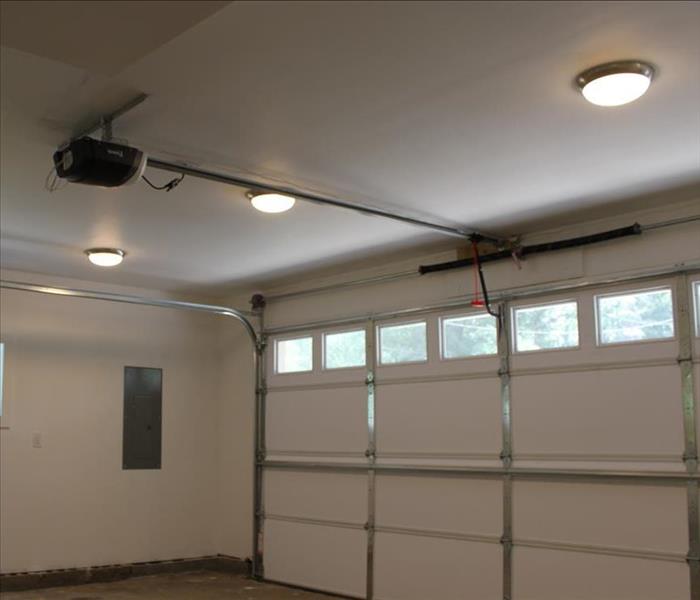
[[123, 366, 162, 469]]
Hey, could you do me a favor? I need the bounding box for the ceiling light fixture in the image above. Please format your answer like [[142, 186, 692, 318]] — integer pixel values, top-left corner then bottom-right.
[[576, 60, 655, 107], [247, 191, 296, 214], [85, 248, 125, 267]]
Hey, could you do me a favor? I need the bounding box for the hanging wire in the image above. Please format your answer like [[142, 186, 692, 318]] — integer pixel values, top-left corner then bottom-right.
[[470, 237, 501, 320], [470, 239, 485, 309], [142, 173, 185, 192], [44, 166, 68, 193]]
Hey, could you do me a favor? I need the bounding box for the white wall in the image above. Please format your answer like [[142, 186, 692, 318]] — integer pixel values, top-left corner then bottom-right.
[[0, 271, 255, 573]]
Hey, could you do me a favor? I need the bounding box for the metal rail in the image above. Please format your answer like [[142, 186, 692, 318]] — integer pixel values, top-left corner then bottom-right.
[[364, 320, 377, 600], [497, 303, 513, 600], [676, 275, 700, 596], [64, 94, 150, 146], [0, 280, 257, 335], [146, 157, 501, 242], [252, 314, 267, 579]]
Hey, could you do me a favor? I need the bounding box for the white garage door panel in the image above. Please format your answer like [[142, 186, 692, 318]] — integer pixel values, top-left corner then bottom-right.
[[513, 546, 688, 600], [266, 388, 367, 454], [375, 475, 501, 537], [376, 379, 500, 458], [264, 470, 367, 524], [514, 481, 687, 553], [374, 532, 501, 600], [512, 367, 683, 457], [264, 519, 366, 598]]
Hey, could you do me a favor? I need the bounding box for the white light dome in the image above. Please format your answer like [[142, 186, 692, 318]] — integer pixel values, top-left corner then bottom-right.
[[85, 248, 125, 267], [249, 192, 296, 213], [576, 61, 654, 107]]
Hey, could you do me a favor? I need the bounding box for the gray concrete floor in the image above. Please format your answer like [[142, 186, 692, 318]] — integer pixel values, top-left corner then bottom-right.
[[0, 572, 342, 600]]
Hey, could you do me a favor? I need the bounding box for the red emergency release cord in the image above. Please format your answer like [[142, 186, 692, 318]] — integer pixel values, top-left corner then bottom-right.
[[470, 240, 485, 308], [470, 238, 500, 319]]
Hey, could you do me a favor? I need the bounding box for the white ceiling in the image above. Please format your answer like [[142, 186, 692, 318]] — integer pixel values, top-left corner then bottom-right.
[[1, 1, 699, 294]]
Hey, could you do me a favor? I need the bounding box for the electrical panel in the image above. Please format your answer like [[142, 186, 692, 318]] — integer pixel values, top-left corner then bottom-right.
[[123, 366, 162, 470]]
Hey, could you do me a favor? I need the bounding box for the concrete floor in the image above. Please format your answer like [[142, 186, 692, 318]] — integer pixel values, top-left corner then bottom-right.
[[0, 572, 342, 600]]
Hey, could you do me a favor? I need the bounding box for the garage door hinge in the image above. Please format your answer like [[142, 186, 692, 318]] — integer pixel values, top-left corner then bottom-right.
[[256, 449, 266, 461], [365, 449, 376, 458], [500, 536, 512, 546], [256, 338, 267, 353], [687, 554, 700, 564], [256, 384, 267, 395], [678, 355, 692, 364], [366, 372, 375, 385], [364, 522, 375, 531]]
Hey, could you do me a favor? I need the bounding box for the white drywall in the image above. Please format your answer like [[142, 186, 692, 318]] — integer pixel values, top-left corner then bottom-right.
[[0, 271, 253, 572]]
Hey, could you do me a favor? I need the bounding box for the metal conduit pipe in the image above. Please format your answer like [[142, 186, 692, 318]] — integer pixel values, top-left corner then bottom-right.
[[0, 279, 266, 579]]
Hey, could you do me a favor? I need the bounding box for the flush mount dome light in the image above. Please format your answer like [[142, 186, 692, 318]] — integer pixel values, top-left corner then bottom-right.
[[576, 60, 655, 106], [85, 248, 125, 267], [247, 191, 296, 213]]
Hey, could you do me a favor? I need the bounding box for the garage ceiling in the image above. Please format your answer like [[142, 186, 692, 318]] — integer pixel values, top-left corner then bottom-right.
[[1, 1, 699, 293]]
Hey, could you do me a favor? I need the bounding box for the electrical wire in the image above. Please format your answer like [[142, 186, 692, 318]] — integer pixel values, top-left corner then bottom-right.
[[142, 173, 185, 192], [44, 166, 68, 193], [471, 237, 501, 320]]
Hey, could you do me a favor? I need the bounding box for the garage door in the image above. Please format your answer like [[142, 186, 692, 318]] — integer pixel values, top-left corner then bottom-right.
[[260, 274, 699, 599]]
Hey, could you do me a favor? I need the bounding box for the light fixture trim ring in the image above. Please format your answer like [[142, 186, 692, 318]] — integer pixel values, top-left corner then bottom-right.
[[575, 60, 655, 90], [84, 247, 126, 258]]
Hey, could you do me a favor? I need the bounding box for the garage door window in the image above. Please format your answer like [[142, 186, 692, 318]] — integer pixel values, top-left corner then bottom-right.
[[513, 300, 579, 352], [378, 321, 427, 365], [324, 329, 366, 369], [275, 336, 313, 373], [441, 313, 497, 359], [596, 287, 674, 345]]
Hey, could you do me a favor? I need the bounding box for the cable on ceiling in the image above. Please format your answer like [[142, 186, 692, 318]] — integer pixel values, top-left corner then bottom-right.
[[142, 173, 185, 192], [44, 165, 68, 193]]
